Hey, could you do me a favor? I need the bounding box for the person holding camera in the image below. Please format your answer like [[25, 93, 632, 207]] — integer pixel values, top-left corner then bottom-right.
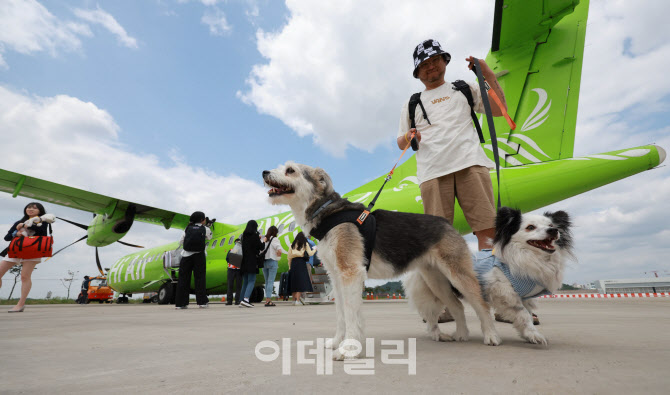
[[175, 211, 212, 309], [397, 39, 509, 251]]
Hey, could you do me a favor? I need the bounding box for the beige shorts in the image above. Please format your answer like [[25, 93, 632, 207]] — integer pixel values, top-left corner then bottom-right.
[[419, 165, 496, 233]]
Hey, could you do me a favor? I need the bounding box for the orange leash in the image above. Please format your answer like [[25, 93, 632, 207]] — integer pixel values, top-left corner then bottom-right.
[[357, 131, 415, 224]]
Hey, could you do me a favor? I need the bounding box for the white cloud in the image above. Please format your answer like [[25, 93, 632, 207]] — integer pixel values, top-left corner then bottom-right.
[[0, 0, 91, 67], [0, 0, 139, 69], [201, 8, 232, 36], [239, 0, 493, 156], [73, 6, 138, 49]]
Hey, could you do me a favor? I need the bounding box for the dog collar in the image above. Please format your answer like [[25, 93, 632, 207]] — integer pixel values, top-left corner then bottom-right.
[[310, 199, 333, 220]]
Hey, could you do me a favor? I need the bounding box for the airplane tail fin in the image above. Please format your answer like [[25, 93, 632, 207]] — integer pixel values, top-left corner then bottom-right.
[[482, 0, 589, 166]]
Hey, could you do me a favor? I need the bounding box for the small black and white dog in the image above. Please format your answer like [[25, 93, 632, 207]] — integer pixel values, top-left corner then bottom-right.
[[408, 207, 573, 345], [477, 207, 573, 344]]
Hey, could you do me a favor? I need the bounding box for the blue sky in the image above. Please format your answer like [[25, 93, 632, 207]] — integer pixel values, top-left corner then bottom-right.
[[1, 0, 669, 298]]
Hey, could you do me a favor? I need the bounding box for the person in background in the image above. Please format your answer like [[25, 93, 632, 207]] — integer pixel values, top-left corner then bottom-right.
[[239, 220, 263, 308], [76, 276, 91, 304], [287, 232, 315, 305], [261, 226, 286, 307], [306, 235, 317, 283], [225, 238, 243, 305], [0, 202, 55, 313], [175, 211, 212, 310]]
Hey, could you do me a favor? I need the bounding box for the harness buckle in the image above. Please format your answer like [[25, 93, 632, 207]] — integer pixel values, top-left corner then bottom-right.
[[356, 210, 370, 225]]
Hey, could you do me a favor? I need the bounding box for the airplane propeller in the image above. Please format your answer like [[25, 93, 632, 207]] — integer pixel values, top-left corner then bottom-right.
[[52, 216, 144, 276]]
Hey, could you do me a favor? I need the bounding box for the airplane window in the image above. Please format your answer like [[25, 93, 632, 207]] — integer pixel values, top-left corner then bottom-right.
[[211, 240, 218, 248], [229, 236, 236, 245], [289, 221, 296, 232], [278, 224, 285, 233], [220, 238, 227, 247]]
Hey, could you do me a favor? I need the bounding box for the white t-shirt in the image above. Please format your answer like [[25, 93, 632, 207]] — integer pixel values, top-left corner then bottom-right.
[[397, 81, 494, 184], [262, 236, 285, 261]]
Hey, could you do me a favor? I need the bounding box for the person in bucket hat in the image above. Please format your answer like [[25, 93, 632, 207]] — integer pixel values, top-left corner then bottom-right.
[[397, 38, 508, 250], [397, 38, 510, 324]]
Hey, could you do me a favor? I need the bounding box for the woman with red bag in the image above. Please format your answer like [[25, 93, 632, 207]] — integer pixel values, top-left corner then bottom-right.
[[0, 202, 55, 313]]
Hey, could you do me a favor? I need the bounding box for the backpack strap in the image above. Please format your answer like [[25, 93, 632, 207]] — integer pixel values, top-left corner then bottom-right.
[[408, 92, 431, 129], [452, 80, 485, 143]]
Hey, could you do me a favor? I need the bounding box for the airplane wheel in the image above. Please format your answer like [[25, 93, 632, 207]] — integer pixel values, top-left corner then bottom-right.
[[151, 295, 159, 303], [157, 283, 174, 305]]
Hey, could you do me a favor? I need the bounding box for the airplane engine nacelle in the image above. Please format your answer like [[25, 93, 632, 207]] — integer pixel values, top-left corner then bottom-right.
[[86, 206, 136, 247]]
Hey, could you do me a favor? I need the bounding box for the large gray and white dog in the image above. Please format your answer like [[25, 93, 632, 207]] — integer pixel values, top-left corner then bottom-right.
[[263, 161, 500, 359]]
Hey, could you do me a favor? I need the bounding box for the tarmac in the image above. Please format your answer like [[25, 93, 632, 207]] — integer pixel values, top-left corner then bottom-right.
[[1, 298, 669, 394]]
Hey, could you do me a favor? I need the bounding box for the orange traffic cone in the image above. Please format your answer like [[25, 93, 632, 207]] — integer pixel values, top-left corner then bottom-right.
[[392, 292, 396, 299], [221, 295, 226, 302]]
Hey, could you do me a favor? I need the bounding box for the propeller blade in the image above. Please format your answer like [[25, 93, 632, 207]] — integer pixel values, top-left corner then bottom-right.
[[95, 247, 104, 276], [51, 235, 88, 258], [116, 240, 145, 248], [56, 217, 89, 231]]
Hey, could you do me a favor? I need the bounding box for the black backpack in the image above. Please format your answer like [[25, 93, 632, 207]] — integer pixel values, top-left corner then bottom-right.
[[183, 225, 207, 252], [408, 80, 485, 143]]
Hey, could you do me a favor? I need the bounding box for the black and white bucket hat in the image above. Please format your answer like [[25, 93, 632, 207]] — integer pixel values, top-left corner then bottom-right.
[[412, 39, 451, 78]]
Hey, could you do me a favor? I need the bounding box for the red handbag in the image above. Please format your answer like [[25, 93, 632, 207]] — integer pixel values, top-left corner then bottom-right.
[[7, 225, 53, 260]]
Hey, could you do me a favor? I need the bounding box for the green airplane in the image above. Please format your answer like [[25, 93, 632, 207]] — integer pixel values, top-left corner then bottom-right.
[[0, 0, 665, 304]]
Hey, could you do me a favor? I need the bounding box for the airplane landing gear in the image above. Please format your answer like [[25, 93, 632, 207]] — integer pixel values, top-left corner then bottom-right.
[[117, 294, 130, 304], [157, 282, 176, 305]]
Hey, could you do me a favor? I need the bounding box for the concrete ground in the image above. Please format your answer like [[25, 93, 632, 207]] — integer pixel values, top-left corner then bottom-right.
[[1, 298, 669, 394]]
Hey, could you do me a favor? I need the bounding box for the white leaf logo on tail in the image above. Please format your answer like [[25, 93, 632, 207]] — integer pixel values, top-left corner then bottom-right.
[[521, 88, 552, 132]]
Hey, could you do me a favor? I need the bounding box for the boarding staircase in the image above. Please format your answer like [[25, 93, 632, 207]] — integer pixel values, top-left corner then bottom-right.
[[304, 265, 334, 304]]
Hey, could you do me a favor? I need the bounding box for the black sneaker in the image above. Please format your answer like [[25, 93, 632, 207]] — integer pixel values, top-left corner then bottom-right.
[[240, 300, 254, 308]]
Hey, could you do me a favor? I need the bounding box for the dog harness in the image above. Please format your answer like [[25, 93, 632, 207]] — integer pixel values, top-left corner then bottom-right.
[[309, 207, 376, 271], [472, 249, 551, 300]]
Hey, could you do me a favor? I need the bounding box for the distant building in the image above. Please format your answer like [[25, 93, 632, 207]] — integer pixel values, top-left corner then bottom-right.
[[592, 277, 670, 294]]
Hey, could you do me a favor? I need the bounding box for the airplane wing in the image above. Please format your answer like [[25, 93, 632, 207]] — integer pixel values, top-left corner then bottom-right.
[[0, 168, 191, 230]]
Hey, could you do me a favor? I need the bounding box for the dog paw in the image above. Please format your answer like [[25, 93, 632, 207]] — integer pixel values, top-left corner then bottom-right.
[[452, 328, 469, 342], [325, 337, 343, 349], [483, 331, 501, 346], [430, 331, 454, 342], [525, 331, 547, 345], [333, 345, 362, 360]]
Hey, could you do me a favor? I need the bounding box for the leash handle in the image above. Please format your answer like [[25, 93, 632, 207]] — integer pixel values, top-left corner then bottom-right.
[[472, 65, 516, 130]]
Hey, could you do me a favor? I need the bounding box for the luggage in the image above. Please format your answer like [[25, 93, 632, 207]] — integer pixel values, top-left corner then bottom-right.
[[279, 271, 289, 298], [8, 235, 53, 259]]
